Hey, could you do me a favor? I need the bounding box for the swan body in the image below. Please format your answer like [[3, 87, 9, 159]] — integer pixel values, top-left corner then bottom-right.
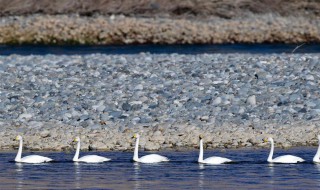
[[132, 134, 169, 163], [14, 135, 53, 164], [265, 137, 304, 164], [198, 135, 232, 164], [313, 135, 320, 163], [72, 137, 111, 163]]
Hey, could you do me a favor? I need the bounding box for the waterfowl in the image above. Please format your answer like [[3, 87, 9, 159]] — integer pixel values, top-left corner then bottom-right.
[[264, 137, 304, 164], [198, 135, 232, 164], [72, 137, 111, 163], [132, 134, 169, 163], [313, 135, 320, 163], [14, 135, 53, 164]]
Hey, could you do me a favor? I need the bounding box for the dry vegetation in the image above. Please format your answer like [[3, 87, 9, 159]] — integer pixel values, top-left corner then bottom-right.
[[0, 0, 319, 18]]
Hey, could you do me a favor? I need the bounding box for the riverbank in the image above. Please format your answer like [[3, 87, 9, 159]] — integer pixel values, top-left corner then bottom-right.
[[0, 0, 319, 45], [0, 14, 319, 45], [1, 53, 320, 151]]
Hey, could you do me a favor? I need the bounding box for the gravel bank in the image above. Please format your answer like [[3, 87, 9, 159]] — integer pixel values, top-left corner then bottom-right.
[[0, 14, 319, 45], [1, 53, 320, 151]]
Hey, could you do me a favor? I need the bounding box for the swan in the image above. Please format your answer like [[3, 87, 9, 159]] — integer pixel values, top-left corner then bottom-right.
[[14, 135, 53, 163], [264, 137, 304, 163], [198, 135, 232, 164], [313, 135, 320, 163], [72, 137, 111, 163], [132, 134, 169, 163]]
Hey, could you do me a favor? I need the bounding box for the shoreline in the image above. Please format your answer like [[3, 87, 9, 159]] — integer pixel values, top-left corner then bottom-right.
[[1, 53, 320, 151], [3, 145, 318, 153], [2, 121, 318, 151], [0, 14, 319, 45]]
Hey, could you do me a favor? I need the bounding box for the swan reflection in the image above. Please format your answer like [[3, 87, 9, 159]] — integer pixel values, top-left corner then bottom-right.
[[74, 162, 82, 189], [314, 163, 320, 187], [133, 162, 141, 190], [198, 164, 205, 189], [15, 163, 24, 190]]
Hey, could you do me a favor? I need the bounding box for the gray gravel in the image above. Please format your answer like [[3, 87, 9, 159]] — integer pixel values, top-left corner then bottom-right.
[[1, 53, 320, 151]]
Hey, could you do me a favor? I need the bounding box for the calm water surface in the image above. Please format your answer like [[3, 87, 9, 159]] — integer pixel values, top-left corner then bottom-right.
[[0, 44, 320, 55], [0, 147, 320, 189]]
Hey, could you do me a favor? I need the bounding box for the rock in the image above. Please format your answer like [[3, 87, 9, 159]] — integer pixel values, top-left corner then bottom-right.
[[39, 130, 51, 138], [246, 95, 256, 106], [144, 141, 160, 151], [18, 113, 33, 120], [0, 53, 320, 150], [213, 97, 222, 105]]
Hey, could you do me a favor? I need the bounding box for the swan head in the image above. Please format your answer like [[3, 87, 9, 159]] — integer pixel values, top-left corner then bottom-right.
[[73, 137, 80, 142], [14, 135, 22, 141], [263, 137, 273, 143], [132, 134, 140, 139], [199, 134, 203, 140]]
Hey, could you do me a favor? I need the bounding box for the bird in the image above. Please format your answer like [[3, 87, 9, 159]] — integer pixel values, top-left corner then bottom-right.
[[264, 137, 304, 163], [198, 135, 232, 164], [72, 137, 111, 163], [14, 135, 53, 163], [313, 135, 320, 163], [132, 134, 169, 163]]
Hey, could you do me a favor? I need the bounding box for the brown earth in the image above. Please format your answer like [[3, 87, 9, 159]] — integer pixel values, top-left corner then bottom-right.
[[0, 0, 319, 19]]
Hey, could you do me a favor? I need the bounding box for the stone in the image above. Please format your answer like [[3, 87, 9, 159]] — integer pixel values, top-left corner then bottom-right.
[[246, 95, 256, 106]]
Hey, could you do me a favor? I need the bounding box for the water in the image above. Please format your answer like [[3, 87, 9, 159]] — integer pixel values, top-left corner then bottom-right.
[[0, 44, 320, 55], [1, 147, 320, 189]]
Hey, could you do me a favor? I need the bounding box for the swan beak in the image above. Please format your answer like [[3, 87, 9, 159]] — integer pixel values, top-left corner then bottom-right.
[[199, 135, 203, 140], [13, 136, 19, 141], [72, 138, 78, 142], [132, 134, 137, 139], [263, 138, 268, 143]]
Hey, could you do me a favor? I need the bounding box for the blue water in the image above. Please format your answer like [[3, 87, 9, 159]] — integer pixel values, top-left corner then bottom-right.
[[0, 44, 319, 55], [1, 147, 320, 189]]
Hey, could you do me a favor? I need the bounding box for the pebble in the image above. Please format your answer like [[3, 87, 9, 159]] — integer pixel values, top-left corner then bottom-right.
[[0, 14, 319, 44], [1, 53, 320, 150]]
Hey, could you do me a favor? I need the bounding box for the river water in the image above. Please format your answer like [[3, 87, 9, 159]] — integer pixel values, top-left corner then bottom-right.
[[0, 147, 320, 189], [0, 44, 319, 55]]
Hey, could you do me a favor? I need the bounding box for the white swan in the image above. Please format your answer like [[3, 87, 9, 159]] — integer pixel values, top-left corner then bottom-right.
[[198, 135, 232, 164], [264, 137, 304, 163], [72, 137, 111, 163], [313, 135, 320, 163], [132, 134, 169, 163], [14, 135, 53, 163]]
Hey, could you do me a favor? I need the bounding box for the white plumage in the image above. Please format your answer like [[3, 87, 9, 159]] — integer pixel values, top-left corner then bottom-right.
[[14, 135, 53, 164], [72, 137, 111, 163], [265, 137, 304, 164], [198, 135, 232, 164], [132, 134, 169, 163]]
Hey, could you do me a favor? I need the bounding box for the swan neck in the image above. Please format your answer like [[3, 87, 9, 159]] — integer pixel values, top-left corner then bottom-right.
[[198, 139, 203, 162], [268, 140, 274, 162], [313, 139, 320, 162], [73, 140, 80, 161], [15, 139, 23, 162], [133, 137, 139, 161]]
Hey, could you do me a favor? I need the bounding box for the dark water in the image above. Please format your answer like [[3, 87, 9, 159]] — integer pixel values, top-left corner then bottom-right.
[[0, 44, 320, 55], [1, 147, 320, 190]]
